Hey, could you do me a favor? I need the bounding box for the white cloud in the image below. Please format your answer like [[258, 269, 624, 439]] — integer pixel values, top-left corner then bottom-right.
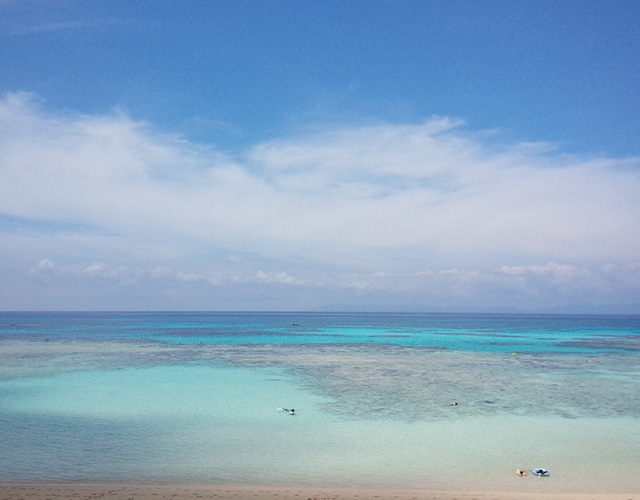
[[30, 258, 144, 282], [2, 92, 640, 311], [253, 271, 302, 285], [498, 262, 580, 278], [30, 258, 55, 272]]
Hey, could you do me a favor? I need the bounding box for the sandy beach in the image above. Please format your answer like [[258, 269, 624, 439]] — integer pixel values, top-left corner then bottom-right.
[[0, 484, 637, 500]]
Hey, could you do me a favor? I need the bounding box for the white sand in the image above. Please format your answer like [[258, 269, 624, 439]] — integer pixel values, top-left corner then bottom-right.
[[0, 484, 637, 500]]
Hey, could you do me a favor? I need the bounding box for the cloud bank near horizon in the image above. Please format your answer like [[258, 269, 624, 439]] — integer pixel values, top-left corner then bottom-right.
[[1, 92, 639, 311]]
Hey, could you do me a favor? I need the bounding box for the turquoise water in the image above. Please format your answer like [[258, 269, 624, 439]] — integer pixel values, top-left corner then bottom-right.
[[3, 311, 638, 353], [0, 312, 638, 492]]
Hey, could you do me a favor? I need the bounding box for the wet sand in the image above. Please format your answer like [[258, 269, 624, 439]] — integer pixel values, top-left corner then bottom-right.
[[0, 484, 637, 500]]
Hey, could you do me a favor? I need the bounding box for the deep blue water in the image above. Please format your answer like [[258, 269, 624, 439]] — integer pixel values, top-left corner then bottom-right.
[[1, 311, 638, 355]]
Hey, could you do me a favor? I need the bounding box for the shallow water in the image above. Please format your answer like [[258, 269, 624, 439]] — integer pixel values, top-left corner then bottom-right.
[[0, 312, 638, 492]]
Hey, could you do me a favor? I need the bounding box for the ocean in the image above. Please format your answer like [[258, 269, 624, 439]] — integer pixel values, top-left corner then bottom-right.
[[0, 312, 638, 493]]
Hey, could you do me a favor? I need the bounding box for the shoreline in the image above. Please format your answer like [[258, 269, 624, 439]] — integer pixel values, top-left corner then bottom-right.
[[0, 484, 637, 500]]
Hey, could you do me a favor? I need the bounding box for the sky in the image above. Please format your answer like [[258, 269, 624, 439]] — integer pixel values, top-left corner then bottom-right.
[[0, 0, 639, 313]]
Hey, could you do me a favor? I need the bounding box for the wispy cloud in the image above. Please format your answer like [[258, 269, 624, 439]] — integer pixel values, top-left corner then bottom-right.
[[0, 1, 125, 37], [1, 92, 640, 311], [21, 256, 640, 313], [2, 20, 118, 37]]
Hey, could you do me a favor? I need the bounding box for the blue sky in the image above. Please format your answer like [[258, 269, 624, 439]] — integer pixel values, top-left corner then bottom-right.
[[1, 0, 639, 312]]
